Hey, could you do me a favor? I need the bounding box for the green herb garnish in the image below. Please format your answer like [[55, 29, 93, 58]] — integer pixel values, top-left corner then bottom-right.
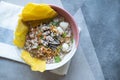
[[62, 32, 67, 38], [55, 55, 61, 63], [37, 46, 40, 49], [52, 22, 59, 26], [57, 45, 62, 53], [71, 37, 73, 43], [57, 45, 62, 50], [40, 35, 43, 39]]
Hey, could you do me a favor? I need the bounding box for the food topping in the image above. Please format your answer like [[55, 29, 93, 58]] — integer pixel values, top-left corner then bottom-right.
[[24, 16, 73, 63]]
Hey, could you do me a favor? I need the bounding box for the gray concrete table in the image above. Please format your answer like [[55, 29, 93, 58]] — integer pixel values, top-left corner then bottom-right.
[[81, 0, 120, 80]]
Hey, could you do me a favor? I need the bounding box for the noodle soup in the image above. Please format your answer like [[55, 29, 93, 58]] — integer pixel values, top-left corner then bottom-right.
[[24, 15, 73, 64]]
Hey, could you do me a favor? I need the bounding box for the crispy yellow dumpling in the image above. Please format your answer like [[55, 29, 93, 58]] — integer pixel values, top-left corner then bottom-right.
[[13, 18, 28, 48], [21, 3, 57, 21], [21, 50, 46, 72]]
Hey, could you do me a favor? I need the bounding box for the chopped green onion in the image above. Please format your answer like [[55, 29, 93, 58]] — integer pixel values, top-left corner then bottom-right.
[[62, 32, 67, 38], [37, 46, 40, 49], [40, 35, 43, 39], [55, 55, 61, 63], [58, 45, 62, 49], [52, 22, 59, 26], [57, 45, 62, 53], [71, 37, 73, 43]]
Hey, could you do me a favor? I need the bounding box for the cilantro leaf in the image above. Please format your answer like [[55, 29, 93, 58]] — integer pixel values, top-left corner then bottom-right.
[[62, 32, 67, 38], [55, 55, 61, 63]]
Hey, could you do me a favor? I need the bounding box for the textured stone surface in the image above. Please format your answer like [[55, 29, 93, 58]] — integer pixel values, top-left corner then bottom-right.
[[81, 0, 120, 80], [61, 0, 85, 15], [74, 9, 104, 80]]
